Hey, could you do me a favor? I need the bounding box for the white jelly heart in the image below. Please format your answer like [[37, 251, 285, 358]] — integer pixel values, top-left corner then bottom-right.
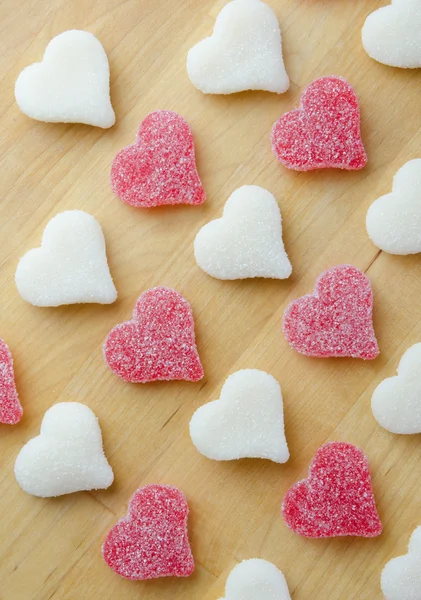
[[190, 369, 289, 463], [362, 0, 421, 68], [366, 159, 421, 254], [15, 210, 117, 307], [218, 559, 291, 600], [371, 342, 421, 434], [381, 526, 421, 600], [14, 402, 114, 497], [194, 185, 292, 280], [15, 30, 115, 128], [187, 0, 289, 94]]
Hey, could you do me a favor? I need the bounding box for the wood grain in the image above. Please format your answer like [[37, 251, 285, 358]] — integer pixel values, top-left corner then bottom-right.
[[1, 1, 420, 598]]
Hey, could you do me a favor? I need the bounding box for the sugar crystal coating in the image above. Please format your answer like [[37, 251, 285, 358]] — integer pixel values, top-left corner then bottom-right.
[[190, 369, 289, 463], [371, 342, 421, 434], [282, 442, 382, 538], [219, 558, 291, 600], [271, 76, 367, 171], [110, 110, 205, 208], [381, 526, 421, 600], [362, 0, 421, 69], [15, 210, 117, 307], [14, 30, 115, 128], [282, 264, 379, 360], [187, 0, 290, 95], [102, 484, 194, 580], [103, 286, 204, 383], [366, 159, 421, 255], [14, 402, 114, 497], [0, 338, 22, 425], [194, 185, 292, 280]]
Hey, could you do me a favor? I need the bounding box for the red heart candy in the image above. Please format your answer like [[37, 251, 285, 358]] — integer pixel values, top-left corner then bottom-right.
[[110, 110, 206, 208], [282, 264, 379, 360], [271, 76, 367, 171], [0, 338, 22, 425], [103, 286, 204, 383], [102, 484, 195, 580], [282, 442, 382, 538]]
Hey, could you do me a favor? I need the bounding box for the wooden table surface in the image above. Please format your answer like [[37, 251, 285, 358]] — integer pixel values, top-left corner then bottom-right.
[[1, 1, 420, 598]]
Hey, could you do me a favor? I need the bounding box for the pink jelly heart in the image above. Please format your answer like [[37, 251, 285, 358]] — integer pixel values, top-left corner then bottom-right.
[[103, 286, 204, 383], [111, 110, 206, 208], [282, 264, 379, 360], [0, 338, 22, 425], [282, 442, 382, 538], [102, 484, 195, 580], [271, 76, 367, 171]]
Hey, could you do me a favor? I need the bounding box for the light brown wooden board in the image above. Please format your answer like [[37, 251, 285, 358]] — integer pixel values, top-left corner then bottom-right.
[[0, 0, 420, 598]]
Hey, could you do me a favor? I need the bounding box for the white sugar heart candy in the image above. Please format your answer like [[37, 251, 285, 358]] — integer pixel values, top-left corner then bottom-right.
[[186, 0, 290, 94], [218, 559, 291, 600], [15, 30, 115, 128], [381, 526, 421, 600], [366, 159, 421, 254], [371, 343, 421, 434], [15, 210, 117, 307], [194, 185, 292, 280], [190, 369, 289, 463], [362, 0, 421, 68], [14, 402, 114, 497]]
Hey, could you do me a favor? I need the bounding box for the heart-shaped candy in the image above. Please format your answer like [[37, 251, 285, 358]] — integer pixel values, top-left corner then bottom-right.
[[0, 338, 22, 425], [371, 343, 421, 434], [194, 185, 292, 280], [14, 402, 114, 497], [218, 559, 291, 600], [271, 76, 367, 171], [15, 210, 117, 307], [102, 484, 194, 580], [186, 0, 290, 95], [282, 442, 382, 538], [110, 110, 205, 208], [103, 287, 204, 383], [14, 30, 115, 128], [366, 159, 421, 254], [190, 369, 289, 463], [362, 0, 421, 69], [381, 526, 421, 600], [282, 264, 379, 360]]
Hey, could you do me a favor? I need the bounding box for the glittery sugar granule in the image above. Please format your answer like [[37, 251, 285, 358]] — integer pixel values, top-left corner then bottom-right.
[[282, 442, 382, 538], [102, 484, 195, 580], [103, 286, 204, 383], [282, 264, 379, 360], [271, 76, 367, 171], [110, 110, 206, 208], [0, 338, 22, 425]]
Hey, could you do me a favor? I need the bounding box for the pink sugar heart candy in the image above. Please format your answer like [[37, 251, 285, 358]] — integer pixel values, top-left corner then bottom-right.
[[282, 442, 382, 538], [0, 338, 22, 425], [271, 76, 367, 171], [282, 264, 379, 360], [102, 484, 195, 580], [110, 110, 206, 208], [103, 286, 204, 383]]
